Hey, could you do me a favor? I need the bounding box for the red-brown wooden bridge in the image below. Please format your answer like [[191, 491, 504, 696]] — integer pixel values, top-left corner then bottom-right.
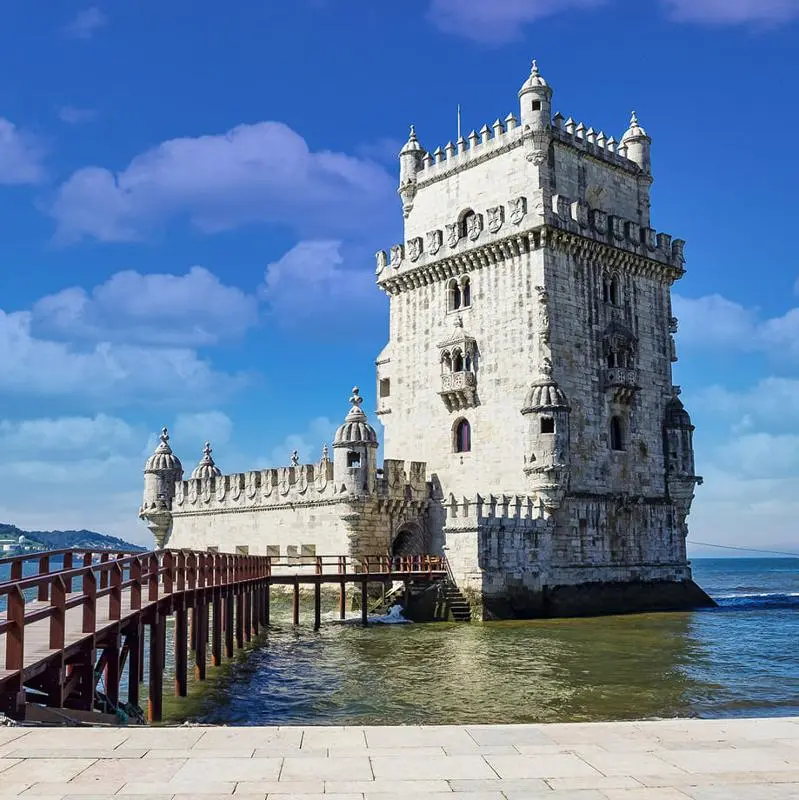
[[0, 549, 446, 723]]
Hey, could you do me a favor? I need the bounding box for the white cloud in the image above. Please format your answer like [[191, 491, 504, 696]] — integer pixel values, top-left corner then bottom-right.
[[693, 378, 799, 428], [64, 7, 108, 39], [58, 106, 97, 125], [674, 290, 799, 360], [32, 267, 259, 347], [50, 122, 395, 243], [427, 0, 608, 43], [0, 118, 46, 185], [256, 416, 336, 468], [260, 241, 381, 332], [0, 308, 246, 407], [172, 411, 234, 455], [663, 0, 799, 24]]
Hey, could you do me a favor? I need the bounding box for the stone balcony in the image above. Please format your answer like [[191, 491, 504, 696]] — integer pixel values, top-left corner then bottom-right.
[[439, 371, 477, 412], [603, 367, 639, 404]]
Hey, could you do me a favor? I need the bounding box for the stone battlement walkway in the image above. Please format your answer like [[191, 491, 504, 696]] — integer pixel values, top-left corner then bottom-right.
[[0, 717, 796, 798]]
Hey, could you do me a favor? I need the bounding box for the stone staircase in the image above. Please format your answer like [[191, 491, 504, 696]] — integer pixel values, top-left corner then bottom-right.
[[440, 580, 472, 622]]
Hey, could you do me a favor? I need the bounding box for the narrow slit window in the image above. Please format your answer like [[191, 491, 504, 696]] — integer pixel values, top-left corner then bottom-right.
[[455, 419, 471, 453], [610, 416, 624, 451]]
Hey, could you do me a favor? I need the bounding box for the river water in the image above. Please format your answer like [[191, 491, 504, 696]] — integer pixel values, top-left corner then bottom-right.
[[191, 558, 799, 725]]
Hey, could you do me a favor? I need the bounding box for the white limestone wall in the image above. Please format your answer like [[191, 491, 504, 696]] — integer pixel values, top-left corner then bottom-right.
[[381, 246, 546, 498], [167, 501, 352, 557]]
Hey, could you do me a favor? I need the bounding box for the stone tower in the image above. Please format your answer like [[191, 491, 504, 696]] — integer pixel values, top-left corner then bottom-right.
[[375, 61, 711, 618]]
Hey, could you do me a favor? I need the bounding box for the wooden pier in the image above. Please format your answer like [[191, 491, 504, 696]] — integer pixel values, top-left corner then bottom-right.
[[0, 549, 446, 723]]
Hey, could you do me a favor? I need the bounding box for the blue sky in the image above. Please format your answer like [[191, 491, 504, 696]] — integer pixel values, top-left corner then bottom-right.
[[0, 0, 797, 554]]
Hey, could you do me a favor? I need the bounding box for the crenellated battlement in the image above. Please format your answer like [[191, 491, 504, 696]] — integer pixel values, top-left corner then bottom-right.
[[443, 493, 548, 531], [416, 113, 522, 183], [169, 457, 429, 514], [551, 113, 639, 173]]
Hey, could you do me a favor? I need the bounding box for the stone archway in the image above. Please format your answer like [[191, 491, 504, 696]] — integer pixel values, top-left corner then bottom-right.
[[391, 521, 426, 557]]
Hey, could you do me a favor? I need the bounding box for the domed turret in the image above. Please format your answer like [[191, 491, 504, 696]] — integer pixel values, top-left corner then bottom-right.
[[621, 111, 651, 173], [664, 392, 696, 478], [140, 427, 183, 548], [521, 375, 571, 514], [399, 125, 425, 219], [518, 60, 552, 132], [191, 442, 222, 480], [333, 387, 378, 495]]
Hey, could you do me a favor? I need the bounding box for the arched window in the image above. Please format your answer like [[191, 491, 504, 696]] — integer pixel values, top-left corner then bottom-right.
[[454, 419, 471, 453], [602, 278, 610, 304], [461, 276, 471, 308], [453, 350, 464, 373], [607, 350, 616, 368], [610, 416, 624, 451], [442, 351, 452, 373], [459, 210, 476, 240], [448, 279, 462, 311]]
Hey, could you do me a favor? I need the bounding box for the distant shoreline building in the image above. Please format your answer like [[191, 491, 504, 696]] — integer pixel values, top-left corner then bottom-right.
[[140, 62, 713, 619]]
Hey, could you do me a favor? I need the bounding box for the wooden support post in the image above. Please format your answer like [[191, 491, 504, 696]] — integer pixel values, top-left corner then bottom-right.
[[195, 604, 207, 681], [137, 620, 145, 690], [175, 606, 188, 697], [148, 613, 164, 723], [127, 625, 141, 707], [340, 581, 347, 620], [361, 580, 368, 627], [263, 584, 270, 627], [235, 592, 244, 650], [314, 581, 321, 631], [244, 590, 252, 643], [104, 640, 120, 709], [225, 594, 235, 658], [212, 593, 223, 667], [293, 579, 300, 626], [252, 587, 260, 637]]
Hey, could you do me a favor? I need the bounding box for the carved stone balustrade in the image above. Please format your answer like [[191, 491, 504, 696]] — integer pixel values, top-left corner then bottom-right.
[[603, 367, 639, 404], [439, 371, 477, 411]]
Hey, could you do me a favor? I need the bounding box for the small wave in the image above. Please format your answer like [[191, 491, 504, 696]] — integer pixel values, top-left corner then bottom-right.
[[712, 591, 799, 610]]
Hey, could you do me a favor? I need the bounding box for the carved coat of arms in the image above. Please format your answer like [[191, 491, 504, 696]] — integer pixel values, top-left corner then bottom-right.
[[509, 196, 527, 225], [426, 229, 442, 255], [375, 250, 387, 274], [408, 237, 423, 262], [592, 209, 608, 234], [487, 206, 504, 233], [389, 244, 404, 267], [446, 223, 459, 249], [466, 213, 483, 241]]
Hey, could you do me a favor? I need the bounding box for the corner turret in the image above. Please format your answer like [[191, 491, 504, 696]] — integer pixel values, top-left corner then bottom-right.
[[521, 373, 571, 515], [621, 111, 651, 174], [333, 386, 379, 496], [139, 427, 183, 548], [399, 125, 425, 219], [518, 60, 552, 132], [664, 388, 702, 528]]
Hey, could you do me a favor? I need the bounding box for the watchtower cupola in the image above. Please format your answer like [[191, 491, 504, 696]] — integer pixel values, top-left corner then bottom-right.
[[333, 387, 379, 496], [621, 111, 651, 174], [518, 60, 552, 132], [398, 125, 426, 219]]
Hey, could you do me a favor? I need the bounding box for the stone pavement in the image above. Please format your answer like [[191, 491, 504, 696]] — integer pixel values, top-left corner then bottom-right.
[[0, 717, 797, 798]]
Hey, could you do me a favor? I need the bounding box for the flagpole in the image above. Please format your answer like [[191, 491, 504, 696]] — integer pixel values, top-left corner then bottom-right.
[[457, 104, 461, 141]]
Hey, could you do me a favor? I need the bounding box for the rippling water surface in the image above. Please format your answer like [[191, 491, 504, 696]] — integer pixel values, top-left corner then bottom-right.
[[192, 558, 799, 725]]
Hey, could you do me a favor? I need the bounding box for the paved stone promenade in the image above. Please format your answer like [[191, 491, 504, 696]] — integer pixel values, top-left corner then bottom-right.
[[0, 717, 797, 798]]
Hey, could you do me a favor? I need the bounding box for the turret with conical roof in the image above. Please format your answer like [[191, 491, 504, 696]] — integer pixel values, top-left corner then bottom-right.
[[333, 386, 378, 496], [518, 59, 552, 132]]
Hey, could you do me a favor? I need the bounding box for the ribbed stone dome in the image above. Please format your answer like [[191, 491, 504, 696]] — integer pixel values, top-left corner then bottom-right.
[[522, 379, 570, 413], [399, 125, 424, 155], [333, 387, 378, 447], [519, 60, 550, 93], [191, 442, 223, 480], [145, 428, 183, 474], [622, 110, 649, 141], [665, 396, 693, 429]]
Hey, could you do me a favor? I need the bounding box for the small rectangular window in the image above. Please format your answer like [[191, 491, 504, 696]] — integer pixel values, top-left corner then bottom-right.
[[235, 545, 249, 556], [532, 100, 542, 111], [540, 417, 555, 434], [347, 451, 361, 468], [379, 378, 391, 398], [207, 546, 219, 553]]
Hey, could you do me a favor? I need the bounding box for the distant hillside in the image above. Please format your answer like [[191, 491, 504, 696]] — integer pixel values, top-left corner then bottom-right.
[[0, 523, 146, 552]]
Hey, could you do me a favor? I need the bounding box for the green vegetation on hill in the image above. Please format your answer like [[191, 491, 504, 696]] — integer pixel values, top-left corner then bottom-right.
[[0, 522, 145, 552]]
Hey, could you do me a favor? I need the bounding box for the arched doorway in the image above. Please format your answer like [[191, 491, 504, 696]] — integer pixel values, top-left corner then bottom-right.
[[391, 522, 426, 557]]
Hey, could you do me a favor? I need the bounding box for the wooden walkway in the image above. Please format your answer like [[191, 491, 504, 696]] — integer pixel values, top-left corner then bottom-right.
[[0, 550, 446, 723]]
